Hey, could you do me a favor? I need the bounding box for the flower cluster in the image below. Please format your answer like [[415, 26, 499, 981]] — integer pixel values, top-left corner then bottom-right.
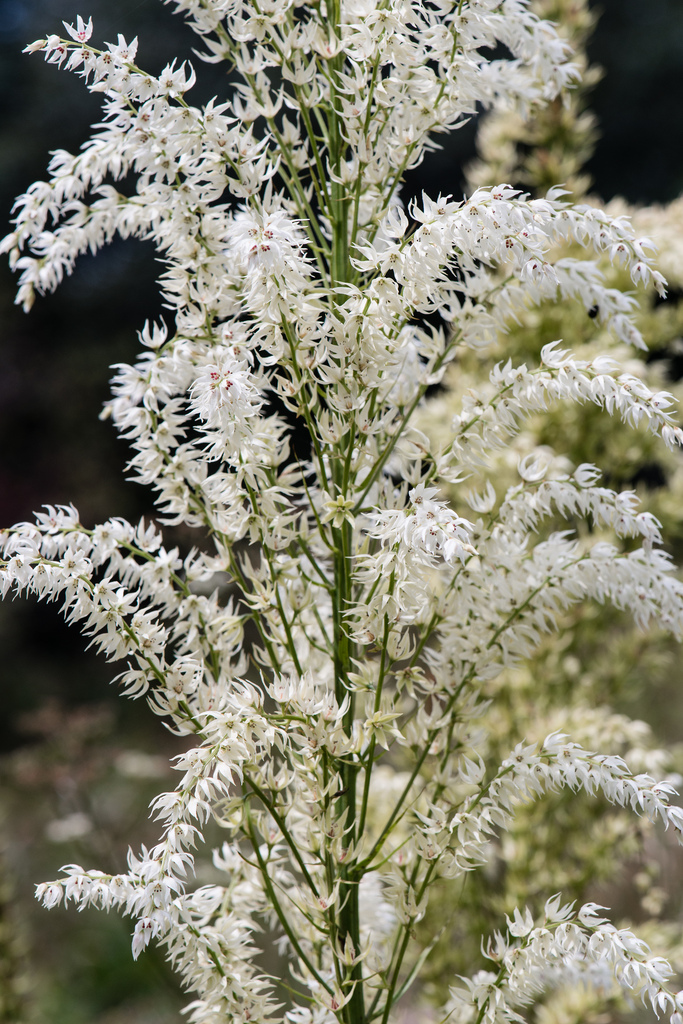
[[446, 898, 683, 1024], [3, 2, 683, 1024]]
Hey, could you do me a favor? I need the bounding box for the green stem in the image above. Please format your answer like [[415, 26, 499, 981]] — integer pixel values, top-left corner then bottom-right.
[[357, 606, 392, 838], [244, 775, 321, 897], [246, 807, 333, 995]]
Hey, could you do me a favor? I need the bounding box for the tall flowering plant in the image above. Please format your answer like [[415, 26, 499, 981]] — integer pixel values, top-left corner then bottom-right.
[[2, 3, 683, 1023]]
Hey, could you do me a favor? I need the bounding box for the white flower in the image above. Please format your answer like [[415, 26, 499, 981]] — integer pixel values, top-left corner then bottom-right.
[[63, 16, 93, 43]]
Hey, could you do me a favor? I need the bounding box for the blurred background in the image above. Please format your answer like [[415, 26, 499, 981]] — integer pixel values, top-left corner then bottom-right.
[[1, 1, 683, 1021]]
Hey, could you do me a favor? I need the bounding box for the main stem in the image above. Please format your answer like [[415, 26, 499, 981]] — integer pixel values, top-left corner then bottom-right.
[[325, 6, 364, 1022]]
